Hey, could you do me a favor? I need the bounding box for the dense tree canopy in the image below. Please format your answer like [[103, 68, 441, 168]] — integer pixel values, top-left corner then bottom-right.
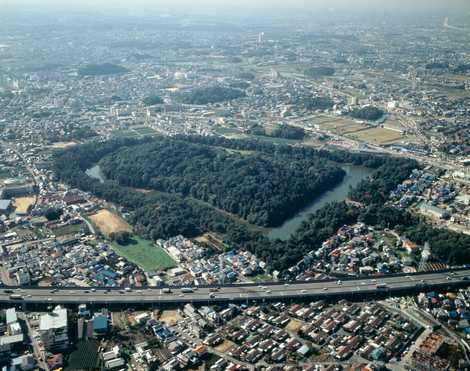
[[78, 63, 129, 76], [304, 66, 335, 78], [304, 96, 334, 111], [270, 124, 306, 140], [349, 106, 385, 121], [179, 86, 246, 105], [98, 137, 343, 227], [247, 124, 305, 140], [143, 95, 164, 106]]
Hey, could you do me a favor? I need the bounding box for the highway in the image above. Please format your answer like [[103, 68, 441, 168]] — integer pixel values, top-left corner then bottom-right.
[[2, 269, 470, 307]]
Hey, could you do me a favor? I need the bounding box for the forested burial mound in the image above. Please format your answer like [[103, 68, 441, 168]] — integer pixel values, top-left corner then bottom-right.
[[98, 138, 346, 227]]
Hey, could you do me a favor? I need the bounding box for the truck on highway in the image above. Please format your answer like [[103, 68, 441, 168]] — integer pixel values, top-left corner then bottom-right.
[[9, 294, 23, 300], [181, 287, 194, 294], [376, 283, 388, 289], [161, 288, 172, 294]]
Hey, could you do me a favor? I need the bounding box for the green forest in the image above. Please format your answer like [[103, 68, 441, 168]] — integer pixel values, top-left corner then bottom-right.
[[98, 137, 343, 227], [78, 63, 129, 76], [304, 66, 336, 78], [179, 86, 246, 105], [350, 106, 385, 121], [247, 124, 305, 140]]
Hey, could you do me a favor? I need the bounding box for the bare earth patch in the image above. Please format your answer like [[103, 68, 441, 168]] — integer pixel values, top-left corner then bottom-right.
[[89, 209, 132, 237], [13, 196, 36, 214], [159, 310, 183, 326], [214, 340, 236, 353], [285, 319, 303, 333]]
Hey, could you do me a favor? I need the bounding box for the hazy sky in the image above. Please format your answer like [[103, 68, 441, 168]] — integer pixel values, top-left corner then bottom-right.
[[2, 0, 470, 15]]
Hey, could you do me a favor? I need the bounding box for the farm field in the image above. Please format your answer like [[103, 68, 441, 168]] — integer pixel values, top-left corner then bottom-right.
[[111, 236, 176, 271], [346, 127, 404, 145], [13, 196, 35, 214], [89, 209, 132, 237]]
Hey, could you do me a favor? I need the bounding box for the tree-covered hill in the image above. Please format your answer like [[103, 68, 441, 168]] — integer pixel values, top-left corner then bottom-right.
[[179, 86, 246, 105], [98, 138, 345, 227]]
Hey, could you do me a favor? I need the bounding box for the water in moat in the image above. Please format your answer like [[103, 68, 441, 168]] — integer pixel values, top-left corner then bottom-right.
[[267, 165, 374, 241]]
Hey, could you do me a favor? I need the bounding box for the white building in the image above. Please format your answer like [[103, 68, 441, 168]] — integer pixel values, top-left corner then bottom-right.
[[39, 306, 68, 351]]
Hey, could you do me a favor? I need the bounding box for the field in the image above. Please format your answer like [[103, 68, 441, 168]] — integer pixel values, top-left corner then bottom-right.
[[110, 129, 140, 139], [133, 126, 158, 136], [310, 115, 370, 135], [111, 236, 176, 271], [346, 127, 404, 145], [49, 141, 77, 149], [89, 209, 132, 237], [51, 223, 85, 238], [111, 126, 159, 139], [13, 196, 35, 214]]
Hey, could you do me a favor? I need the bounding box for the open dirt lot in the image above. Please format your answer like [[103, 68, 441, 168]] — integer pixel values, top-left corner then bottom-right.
[[159, 310, 183, 326], [13, 196, 35, 214], [285, 319, 303, 333], [214, 340, 236, 353], [89, 209, 132, 237]]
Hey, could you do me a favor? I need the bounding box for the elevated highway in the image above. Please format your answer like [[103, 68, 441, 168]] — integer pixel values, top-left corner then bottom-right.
[[2, 269, 470, 308]]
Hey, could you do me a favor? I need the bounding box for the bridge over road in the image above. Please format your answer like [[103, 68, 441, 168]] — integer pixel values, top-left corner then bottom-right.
[[2, 268, 470, 309]]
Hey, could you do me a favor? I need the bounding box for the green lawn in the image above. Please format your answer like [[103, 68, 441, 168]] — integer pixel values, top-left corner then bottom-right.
[[110, 129, 140, 138], [51, 223, 86, 237], [133, 126, 158, 136], [111, 236, 176, 271]]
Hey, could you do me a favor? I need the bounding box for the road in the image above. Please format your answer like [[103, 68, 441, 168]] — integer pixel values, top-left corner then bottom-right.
[[2, 268, 470, 306]]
